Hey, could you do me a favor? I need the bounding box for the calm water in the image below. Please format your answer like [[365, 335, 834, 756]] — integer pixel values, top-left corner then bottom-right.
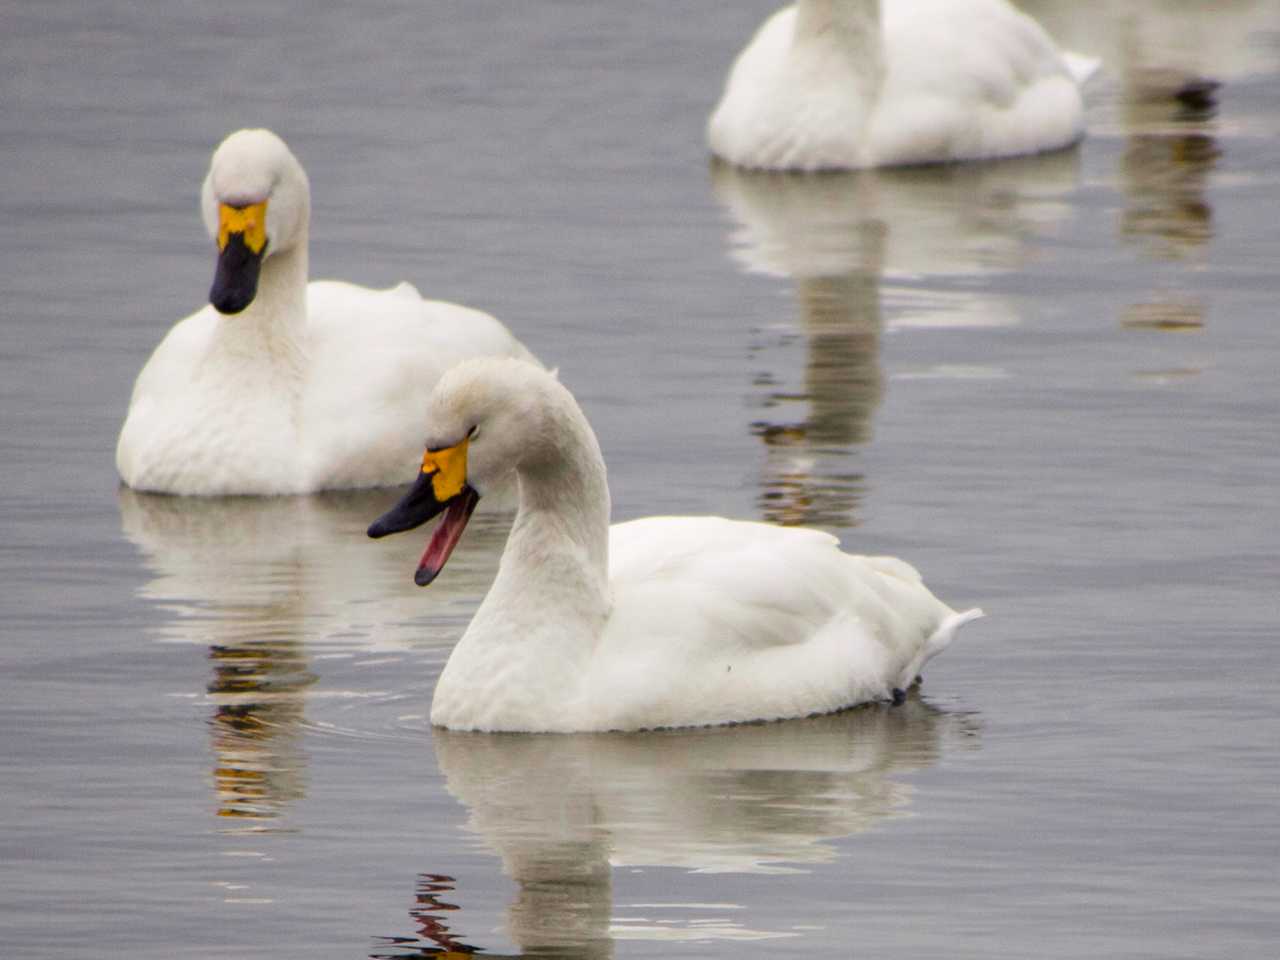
[[4, 1, 1279, 957]]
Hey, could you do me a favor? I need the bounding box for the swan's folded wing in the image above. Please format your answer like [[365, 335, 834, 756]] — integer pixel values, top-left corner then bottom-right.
[[299, 281, 538, 488], [606, 516, 939, 655], [876, 0, 1086, 163], [591, 517, 962, 727]]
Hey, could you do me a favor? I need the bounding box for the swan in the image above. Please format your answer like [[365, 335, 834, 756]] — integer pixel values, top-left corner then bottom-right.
[[708, 0, 1100, 171], [367, 357, 982, 732], [116, 128, 539, 496]]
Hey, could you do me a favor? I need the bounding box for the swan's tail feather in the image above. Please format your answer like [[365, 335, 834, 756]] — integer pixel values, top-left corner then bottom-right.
[[925, 607, 984, 660], [1063, 52, 1102, 86]]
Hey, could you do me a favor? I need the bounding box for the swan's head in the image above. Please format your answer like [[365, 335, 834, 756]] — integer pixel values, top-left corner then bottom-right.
[[367, 358, 571, 586], [199, 128, 310, 315]]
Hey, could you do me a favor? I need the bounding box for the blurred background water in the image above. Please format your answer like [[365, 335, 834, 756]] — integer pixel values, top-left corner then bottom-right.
[[3, 1, 1279, 957]]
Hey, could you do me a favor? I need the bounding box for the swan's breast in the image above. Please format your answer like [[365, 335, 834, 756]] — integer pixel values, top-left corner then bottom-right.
[[117, 307, 303, 495]]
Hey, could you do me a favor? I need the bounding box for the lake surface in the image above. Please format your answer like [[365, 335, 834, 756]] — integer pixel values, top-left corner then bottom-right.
[[4, 1, 1279, 957]]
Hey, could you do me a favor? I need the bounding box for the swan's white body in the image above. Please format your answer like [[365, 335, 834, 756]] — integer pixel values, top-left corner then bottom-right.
[[708, 0, 1098, 171], [378, 358, 980, 732], [116, 129, 538, 496]]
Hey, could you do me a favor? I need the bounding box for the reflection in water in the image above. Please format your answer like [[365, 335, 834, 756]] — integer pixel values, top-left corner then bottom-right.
[[371, 874, 485, 960], [1116, 25, 1221, 335], [712, 154, 1080, 527], [208, 635, 315, 825], [1120, 298, 1206, 332], [713, 166, 886, 529], [1019, 0, 1280, 98], [1017, 0, 1280, 336], [1119, 72, 1221, 265], [1120, 126, 1219, 261], [118, 488, 509, 830], [751, 272, 883, 528], [383, 700, 978, 957], [1116, 32, 1223, 340]]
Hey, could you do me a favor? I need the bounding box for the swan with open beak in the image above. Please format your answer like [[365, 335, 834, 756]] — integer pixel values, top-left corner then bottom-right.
[[368, 432, 480, 586]]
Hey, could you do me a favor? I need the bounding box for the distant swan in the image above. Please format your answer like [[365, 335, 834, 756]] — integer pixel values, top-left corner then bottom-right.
[[708, 0, 1099, 171], [368, 357, 981, 732], [116, 128, 538, 495]]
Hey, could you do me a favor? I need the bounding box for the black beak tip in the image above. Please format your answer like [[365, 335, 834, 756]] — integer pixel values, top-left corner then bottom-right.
[[210, 231, 264, 314], [210, 287, 253, 315], [367, 518, 392, 539], [414, 567, 438, 587]]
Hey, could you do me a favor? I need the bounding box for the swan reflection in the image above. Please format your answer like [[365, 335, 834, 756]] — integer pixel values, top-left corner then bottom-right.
[[1020, 0, 1280, 334], [118, 488, 508, 829], [1019, 0, 1280, 106], [1117, 67, 1220, 333], [370, 873, 484, 959], [712, 153, 1080, 527], [380, 700, 977, 957], [207, 631, 315, 825]]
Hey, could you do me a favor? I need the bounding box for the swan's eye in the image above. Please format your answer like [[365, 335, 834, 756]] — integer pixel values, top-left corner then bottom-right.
[[467, 425, 479, 441]]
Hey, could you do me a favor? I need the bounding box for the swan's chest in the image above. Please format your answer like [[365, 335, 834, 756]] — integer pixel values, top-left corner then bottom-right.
[[118, 334, 304, 495]]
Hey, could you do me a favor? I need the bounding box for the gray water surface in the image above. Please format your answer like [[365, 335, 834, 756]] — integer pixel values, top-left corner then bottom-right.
[[4, 1, 1279, 957]]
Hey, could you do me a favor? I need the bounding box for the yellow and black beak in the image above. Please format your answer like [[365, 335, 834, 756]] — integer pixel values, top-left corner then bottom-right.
[[367, 437, 479, 586], [210, 201, 268, 315]]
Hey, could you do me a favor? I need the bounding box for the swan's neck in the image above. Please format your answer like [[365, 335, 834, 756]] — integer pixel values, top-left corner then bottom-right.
[[794, 0, 882, 66], [487, 424, 613, 641], [797, 274, 884, 446], [209, 241, 309, 386], [433, 406, 613, 730]]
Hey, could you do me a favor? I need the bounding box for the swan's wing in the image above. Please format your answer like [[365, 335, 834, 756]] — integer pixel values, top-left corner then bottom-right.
[[707, 6, 801, 164], [607, 516, 941, 654], [122, 305, 217, 408], [593, 517, 967, 728], [300, 281, 537, 488], [116, 305, 219, 485], [305, 280, 536, 365], [609, 515, 838, 581], [875, 0, 1087, 163], [883, 0, 1076, 102]]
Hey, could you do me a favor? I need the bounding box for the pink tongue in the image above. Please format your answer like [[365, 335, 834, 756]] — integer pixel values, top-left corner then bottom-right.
[[416, 487, 480, 585]]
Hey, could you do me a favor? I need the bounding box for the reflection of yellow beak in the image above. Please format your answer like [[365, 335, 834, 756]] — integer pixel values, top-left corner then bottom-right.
[[217, 201, 268, 254], [421, 437, 469, 502]]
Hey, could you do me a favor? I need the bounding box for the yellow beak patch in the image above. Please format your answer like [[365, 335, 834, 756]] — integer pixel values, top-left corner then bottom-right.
[[217, 201, 268, 255], [421, 437, 469, 501]]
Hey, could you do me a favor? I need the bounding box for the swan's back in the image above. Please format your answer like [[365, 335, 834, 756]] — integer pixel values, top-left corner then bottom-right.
[[593, 516, 966, 728], [872, 0, 1087, 165], [301, 280, 538, 491], [709, 6, 872, 171], [305, 280, 535, 366]]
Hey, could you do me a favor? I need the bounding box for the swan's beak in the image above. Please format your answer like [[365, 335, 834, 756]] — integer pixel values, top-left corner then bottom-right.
[[210, 201, 268, 315], [367, 438, 479, 586]]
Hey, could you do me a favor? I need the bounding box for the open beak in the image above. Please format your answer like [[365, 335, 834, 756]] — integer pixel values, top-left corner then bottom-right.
[[210, 201, 268, 314], [367, 437, 479, 586]]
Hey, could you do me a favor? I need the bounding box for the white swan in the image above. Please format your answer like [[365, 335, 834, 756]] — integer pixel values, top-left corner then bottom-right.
[[708, 0, 1100, 171], [367, 357, 981, 732], [116, 128, 539, 496]]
